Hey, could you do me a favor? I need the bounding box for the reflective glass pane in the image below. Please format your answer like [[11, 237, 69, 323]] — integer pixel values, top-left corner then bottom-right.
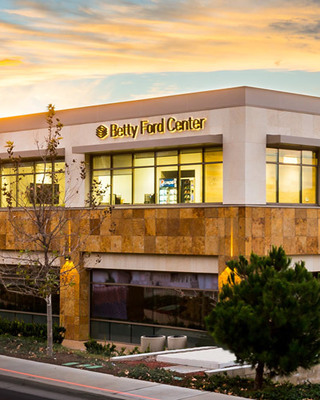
[[204, 148, 223, 162], [279, 165, 300, 203], [156, 166, 178, 204], [180, 165, 202, 203], [113, 154, 132, 168], [266, 148, 278, 162], [152, 288, 177, 326], [302, 166, 316, 204], [54, 161, 65, 172], [266, 164, 277, 203], [204, 164, 223, 202], [2, 164, 16, 175], [133, 153, 154, 167], [35, 172, 52, 184], [156, 151, 178, 165], [19, 163, 34, 174], [177, 291, 202, 329], [93, 155, 111, 169], [1, 175, 17, 207], [34, 183, 59, 205], [302, 151, 317, 166], [35, 162, 52, 173], [113, 169, 132, 204], [133, 167, 155, 204], [279, 149, 301, 164], [143, 287, 154, 323], [18, 174, 34, 206], [92, 170, 111, 205], [91, 285, 128, 319], [55, 173, 65, 205], [180, 149, 202, 164], [126, 286, 145, 322]]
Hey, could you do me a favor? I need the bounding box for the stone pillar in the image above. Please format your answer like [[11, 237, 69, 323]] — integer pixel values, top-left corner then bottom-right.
[[60, 260, 90, 340], [223, 107, 267, 205]]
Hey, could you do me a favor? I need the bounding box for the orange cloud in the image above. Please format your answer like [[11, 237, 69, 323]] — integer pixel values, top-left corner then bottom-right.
[[1, 1, 320, 88], [0, 58, 23, 67]]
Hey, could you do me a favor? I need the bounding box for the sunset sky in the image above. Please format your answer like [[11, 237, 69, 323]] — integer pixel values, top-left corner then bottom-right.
[[1, 0, 320, 117]]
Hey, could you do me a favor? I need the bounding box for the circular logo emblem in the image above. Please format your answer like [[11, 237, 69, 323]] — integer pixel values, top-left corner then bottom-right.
[[96, 125, 109, 139]]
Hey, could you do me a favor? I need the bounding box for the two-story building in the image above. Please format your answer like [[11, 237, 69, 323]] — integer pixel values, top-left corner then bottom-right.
[[1, 86, 320, 345]]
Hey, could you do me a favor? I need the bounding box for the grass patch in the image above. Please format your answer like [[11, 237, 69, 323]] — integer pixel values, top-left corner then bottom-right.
[[0, 334, 59, 358]]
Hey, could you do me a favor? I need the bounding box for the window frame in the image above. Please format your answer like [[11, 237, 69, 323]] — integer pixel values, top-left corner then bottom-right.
[[90, 147, 223, 206], [0, 159, 65, 207], [266, 147, 319, 205]]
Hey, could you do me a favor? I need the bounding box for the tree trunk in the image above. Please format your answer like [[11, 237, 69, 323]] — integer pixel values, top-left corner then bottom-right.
[[254, 361, 264, 390], [46, 294, 53, 357]]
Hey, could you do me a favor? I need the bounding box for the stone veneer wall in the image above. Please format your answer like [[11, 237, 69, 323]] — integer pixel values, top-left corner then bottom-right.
[[0, 206, 320, 340], [82, 206, 320, 268]]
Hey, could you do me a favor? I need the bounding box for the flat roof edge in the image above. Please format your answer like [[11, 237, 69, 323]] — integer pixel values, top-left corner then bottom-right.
[[267, 134, 320, 149], [1, 87, 320, 134], [0, 148, 65, 160]]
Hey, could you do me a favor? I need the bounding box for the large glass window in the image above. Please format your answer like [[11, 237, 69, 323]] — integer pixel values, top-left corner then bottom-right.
[[266, 148, 318, 204], [91, 147, 223, 205], [0, 283, 59, 314], [113, 169, 132, 204], [0, 160, 65, 207], [90, 270, 218, 330]]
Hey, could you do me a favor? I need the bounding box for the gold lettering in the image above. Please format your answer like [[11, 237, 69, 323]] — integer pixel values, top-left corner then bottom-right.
[[167, 117, 176, 132], [132, 125, 139, 139], [140, 120, 149, 135], [96, 125, 108, 139], [97, 116, 207, 140], [118, 126, 124, 137], [199, 118, 206, 129], [193, 119, 201, 130], [110, 124, 119, 138]]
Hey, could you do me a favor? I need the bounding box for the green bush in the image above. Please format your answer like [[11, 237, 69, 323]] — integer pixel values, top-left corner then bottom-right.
[[193, 374, 320, 400], [84, 339, 117, 357], [0, 317, 65, 344], [84, 339, 141, 357], [119, 363, 173, 384]]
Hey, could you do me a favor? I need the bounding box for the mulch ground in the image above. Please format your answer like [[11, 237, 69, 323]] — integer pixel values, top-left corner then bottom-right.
[[0, 339, 205, 388]]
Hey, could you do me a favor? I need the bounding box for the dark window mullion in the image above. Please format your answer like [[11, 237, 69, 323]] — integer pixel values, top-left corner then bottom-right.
[[202, 148, 205, 203], [276, 149, 279, 203], [131, 154, 134, 204], [317, 151, 320, 205], [15, 168, 19, 207], [110, 156, 114, 205], [300, 151, 303, 204], [177, 149, 180, 204]]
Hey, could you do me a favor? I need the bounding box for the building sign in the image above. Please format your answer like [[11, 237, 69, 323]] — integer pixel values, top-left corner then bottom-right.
[[96, 116, 207, 140]]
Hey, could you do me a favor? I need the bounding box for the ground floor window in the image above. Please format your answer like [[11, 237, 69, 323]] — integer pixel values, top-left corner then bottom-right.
[[90, 270, 218, 330], [91, 147, 223, 205], [0, 284, 59, 314], [266, 148, 318, 204]]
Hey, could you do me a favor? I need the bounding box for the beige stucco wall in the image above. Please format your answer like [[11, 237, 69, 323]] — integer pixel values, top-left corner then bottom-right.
[[2, 104, 320, 207]]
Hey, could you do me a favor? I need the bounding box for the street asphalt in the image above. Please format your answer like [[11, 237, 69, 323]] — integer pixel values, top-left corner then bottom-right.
[[0, 355, 247, 400]]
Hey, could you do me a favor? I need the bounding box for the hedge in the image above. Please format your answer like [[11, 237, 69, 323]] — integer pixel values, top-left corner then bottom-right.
[[0, 317, 66, 344]]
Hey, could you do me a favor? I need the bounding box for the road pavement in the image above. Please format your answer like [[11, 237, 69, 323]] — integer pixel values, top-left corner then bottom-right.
[[0, 355, 247, 400]]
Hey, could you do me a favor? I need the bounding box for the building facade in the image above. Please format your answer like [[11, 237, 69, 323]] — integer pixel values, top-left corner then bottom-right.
[[1, 86, 320, 345]]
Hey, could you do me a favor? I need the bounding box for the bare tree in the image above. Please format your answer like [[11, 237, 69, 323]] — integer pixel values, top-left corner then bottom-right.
[[0, 105, 111, 356]]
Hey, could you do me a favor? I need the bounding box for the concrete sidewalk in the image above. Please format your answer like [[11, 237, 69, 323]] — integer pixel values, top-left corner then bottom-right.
[[0, 355, 247, 400]]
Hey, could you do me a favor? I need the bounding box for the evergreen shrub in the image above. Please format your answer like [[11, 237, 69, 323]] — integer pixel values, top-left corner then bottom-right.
[[0, 316, 65, 344]]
